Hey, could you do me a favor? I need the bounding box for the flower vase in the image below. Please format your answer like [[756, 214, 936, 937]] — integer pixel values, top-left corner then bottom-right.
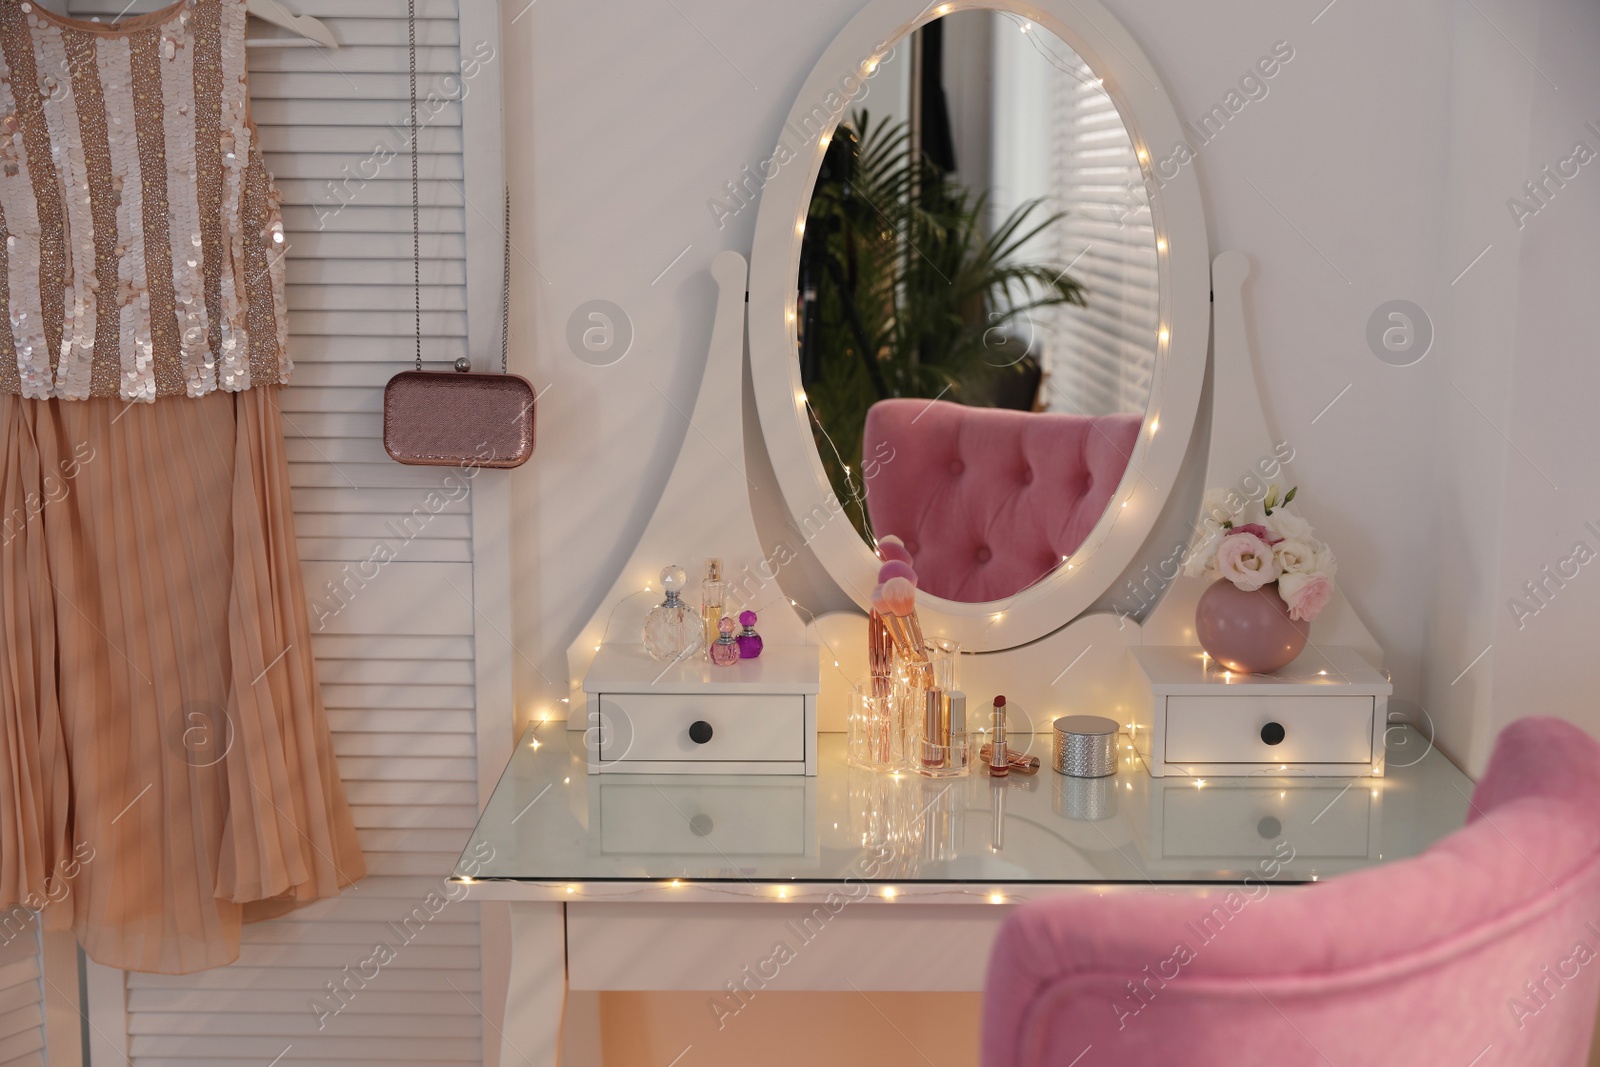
[[1194, 578, 1309, 674]]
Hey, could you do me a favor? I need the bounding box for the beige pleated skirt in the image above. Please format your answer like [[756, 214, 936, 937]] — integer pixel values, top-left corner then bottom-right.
[[0, 385, 365, 974]]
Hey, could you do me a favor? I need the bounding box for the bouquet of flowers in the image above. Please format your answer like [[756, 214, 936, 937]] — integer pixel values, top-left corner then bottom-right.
[[1183, 484, 1337, 622]]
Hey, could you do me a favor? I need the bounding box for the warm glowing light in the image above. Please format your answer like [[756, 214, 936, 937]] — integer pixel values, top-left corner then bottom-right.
[[458, 876, 475, 884], [882, 887, 898, 899], [1318, 670, 1328, 676], [1194, 779, 1206, 788], [795, 220, 806, 236], [530, 739, 541, 749], [566, 885, 577, 894], [834, 660, 840, 667], [1156, 238, 1167, 252], [564, 777, 570, 784], [560, 697, 569, 703], [594, 644, 600, 651], [819, 133, 832, 149], [1279, 791, 1286, 798], [936, 2, 953, 12], [865, 58, 879, 74], [988, 891, 1004, 904], [777, 887, 788, 898], [1150, 417, 1159, 434], [1137, 147, 1149, 162], [1371, 788, 1379, 797], [1020, 21, 1032, 33], [670, 879, 683, 888], [1121, 501, 1128, 509], [1158, 327, 1170, 344]]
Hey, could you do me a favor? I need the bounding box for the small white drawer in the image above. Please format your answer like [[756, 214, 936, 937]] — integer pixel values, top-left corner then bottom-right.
[[598, 781, 809, 855], [1165, 695, 1374, 765], [595, 692, 805, 766], [1160, 784, 1370, 858]]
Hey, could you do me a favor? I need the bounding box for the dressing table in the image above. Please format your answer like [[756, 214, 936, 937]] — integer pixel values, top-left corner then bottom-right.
[[457, 723, 1468, 1065], [473, 0, 1474, 1061]]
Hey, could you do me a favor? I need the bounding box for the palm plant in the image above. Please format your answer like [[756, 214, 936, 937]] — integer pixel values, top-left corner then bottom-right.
[[797, 109, 1086, 539]]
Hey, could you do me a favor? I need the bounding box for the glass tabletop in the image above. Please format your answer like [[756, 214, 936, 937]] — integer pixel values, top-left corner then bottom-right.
[[454, 724, 1470, 887]]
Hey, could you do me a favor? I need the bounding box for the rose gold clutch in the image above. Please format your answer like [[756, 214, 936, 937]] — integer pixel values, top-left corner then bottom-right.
[[383, 370, 535, 468]]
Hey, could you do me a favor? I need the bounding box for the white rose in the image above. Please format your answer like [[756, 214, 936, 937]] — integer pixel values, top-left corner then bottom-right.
[[1265, 509, 1314, 543], [1310, 540, 1338, 580], [1273, 537, 1319, 575], [1203, 488, 1243, 527]]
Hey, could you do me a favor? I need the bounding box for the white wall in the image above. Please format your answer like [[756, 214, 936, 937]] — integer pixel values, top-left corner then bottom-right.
[[1425, 0, 1600, 772], [505, 0, 1597, 768]]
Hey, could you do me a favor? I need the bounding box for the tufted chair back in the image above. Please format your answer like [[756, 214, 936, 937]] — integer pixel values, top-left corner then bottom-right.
[[862, 399, 1140, 602]]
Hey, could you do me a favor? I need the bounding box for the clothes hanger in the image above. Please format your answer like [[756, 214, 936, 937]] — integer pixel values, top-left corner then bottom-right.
[[245, 0, 338, 49]]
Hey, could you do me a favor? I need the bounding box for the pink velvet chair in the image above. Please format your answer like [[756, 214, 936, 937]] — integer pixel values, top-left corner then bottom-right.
[[981, 717, 1600, 1066], [861, 399, 1141, 602]]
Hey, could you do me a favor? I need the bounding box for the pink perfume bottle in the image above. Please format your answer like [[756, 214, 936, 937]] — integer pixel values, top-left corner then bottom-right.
[[710, 616, 741, 666], [736, 610, 763, 659]]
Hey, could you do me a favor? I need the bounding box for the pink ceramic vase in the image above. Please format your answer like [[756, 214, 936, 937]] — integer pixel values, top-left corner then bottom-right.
[[1194, 578, 1309, 674]]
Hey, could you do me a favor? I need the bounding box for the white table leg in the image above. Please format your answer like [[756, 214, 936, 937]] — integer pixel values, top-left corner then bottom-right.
[[500, 902, 568, 1067]]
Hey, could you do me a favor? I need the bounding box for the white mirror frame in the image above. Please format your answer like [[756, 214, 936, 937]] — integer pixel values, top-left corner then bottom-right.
[[748, 0, 1209, 651]]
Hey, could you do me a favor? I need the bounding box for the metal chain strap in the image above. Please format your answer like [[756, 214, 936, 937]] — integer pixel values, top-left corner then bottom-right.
[[410, 0, 511, 374], [501, 189, 510, 374], [409, 0, 421, 371]]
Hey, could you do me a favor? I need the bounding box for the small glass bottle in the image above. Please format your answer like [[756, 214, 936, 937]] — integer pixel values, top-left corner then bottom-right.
[[709, 616, 741, 666], [736, 610, 763, 659], [701, 558, 725, 658], [642, 565, 701, 663]]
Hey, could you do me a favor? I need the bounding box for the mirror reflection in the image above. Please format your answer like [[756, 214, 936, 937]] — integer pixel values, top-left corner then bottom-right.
[[797, 10, 1159, 604]]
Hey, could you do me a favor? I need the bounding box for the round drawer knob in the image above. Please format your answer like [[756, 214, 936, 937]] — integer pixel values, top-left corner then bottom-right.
[[1260, 722, 1286, 746], [1257, 815, 1282, 839], [689, 813, 714, 837], [688, 720, 714, 745]]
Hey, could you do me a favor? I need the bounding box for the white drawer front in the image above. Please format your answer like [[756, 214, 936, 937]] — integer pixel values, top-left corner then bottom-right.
[[1165, 695, 1374, 765], [598, 781, 809, 854], [1161, 785, 1370, 858], [596, 693, 805, 764]]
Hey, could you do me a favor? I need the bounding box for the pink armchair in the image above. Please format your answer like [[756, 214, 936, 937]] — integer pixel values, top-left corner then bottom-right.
[[861, 399, 1140, 602], [982, 717, 1600, 1066]]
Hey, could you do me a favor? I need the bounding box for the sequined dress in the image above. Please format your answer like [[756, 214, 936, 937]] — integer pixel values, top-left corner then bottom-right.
[[0, 0, 364, 974]]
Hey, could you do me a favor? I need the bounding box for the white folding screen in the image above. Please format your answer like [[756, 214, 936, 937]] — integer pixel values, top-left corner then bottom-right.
[[53, 1, 508, 1064], [0, 917, 44, 1067]]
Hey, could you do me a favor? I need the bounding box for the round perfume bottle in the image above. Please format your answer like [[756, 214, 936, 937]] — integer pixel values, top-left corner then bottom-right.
[[709, 616, 741, 666], [642, 566, 701, 663], [736, 610, 763, 659]]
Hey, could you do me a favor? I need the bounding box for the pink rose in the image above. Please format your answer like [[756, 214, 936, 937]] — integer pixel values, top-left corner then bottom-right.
[[1279, 573, 1333, 622], [1215, 532, 1281, 591], [1228, 523, 1282, 544]]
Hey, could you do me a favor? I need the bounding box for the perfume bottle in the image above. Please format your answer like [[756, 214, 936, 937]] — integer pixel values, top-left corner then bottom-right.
[[642, 566, 701, 663], [736, 610, 763, 659], [701, 558, 725, 658], [710, 616, 741, 666]]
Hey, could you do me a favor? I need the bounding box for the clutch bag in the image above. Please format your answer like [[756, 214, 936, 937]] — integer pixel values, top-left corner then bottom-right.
[[383, 370, 535, 468]]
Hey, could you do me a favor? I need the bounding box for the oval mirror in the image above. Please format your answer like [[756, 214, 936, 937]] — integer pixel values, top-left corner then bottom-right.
[[750, 0, 1209, 650]]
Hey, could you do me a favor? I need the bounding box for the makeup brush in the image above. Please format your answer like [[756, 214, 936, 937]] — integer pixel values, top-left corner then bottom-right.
[[875, 535, 913, 564], [877, 559, 917, 587], [871, 576, 928, 665]]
